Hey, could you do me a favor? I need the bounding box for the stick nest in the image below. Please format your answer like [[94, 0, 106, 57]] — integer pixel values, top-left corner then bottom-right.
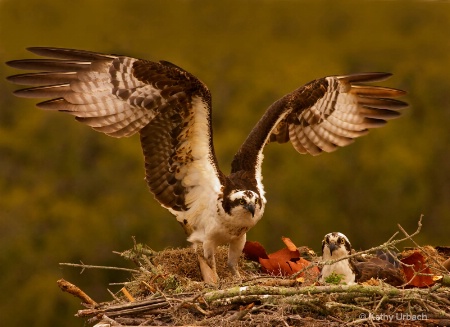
[[59, 218, 450, 326]]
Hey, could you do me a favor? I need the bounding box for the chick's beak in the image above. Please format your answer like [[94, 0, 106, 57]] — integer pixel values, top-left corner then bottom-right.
[[245, 203, 255, 217], [328, 242, 337, 255]]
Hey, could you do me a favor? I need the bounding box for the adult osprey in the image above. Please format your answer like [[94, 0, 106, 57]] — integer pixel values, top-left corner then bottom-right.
[[6, 47, 407, 279]]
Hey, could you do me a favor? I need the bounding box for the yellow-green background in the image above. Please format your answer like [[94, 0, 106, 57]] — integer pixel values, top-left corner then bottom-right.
[[1, 0, 449, 325]]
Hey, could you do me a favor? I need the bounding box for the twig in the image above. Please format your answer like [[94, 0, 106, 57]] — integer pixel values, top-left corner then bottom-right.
[[345, 317, 371, 326], [227, 303, 254, 321], [60, 262, 139, 273], [57, 278, 98, 306], [191, 303, 210, 315], [96, 315, 120, 326], [325, 301, 372, 314], [141, 280, 157, 293], [121, 287, 135, 302], [373, 294, 388, 312], [77, 296, 170, 318], [107, 288, 122, 302]]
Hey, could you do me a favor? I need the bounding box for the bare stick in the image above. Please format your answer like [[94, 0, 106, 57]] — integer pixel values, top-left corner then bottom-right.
[[57, 279, 98, 306], [121, 287, 136, 302], [60, 262, 140, 273], [107, 288, 122, 302], [228, 303, 254, 321]]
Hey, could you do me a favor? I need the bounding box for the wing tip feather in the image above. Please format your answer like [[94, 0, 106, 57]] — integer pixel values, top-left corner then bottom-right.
[[338, 72, 393, 83]]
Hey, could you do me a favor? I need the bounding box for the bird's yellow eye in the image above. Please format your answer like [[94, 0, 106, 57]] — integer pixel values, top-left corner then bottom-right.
[[239, 199, 245, 205], [255, 199, 259, 205], [340, 238, 345, 244]]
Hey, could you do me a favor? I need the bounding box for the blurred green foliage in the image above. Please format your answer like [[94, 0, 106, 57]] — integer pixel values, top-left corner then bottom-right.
[[1, 0, 449, 325]]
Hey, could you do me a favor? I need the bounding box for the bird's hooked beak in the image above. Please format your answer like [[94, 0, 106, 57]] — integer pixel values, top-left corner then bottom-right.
[[328, 242, 338, 255], [244, 203, 255, 217]]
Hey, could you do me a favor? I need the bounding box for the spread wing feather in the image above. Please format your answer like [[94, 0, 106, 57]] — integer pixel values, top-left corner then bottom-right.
[[7, 47, 224, 219], [280, 73, 407, 156], [232, 72, 407, 187]]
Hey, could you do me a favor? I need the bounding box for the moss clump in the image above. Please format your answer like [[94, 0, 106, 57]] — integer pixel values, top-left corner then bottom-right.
[[324, 272, 345, 285]]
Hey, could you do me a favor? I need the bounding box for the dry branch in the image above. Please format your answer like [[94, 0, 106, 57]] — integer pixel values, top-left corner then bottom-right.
[[77, 296, 170, 318], [60, 261, 140, 274], [57, 278, 98, 306]]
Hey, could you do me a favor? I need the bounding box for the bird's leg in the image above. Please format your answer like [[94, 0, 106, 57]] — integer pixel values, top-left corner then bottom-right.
[[202, 241, 218, 279], [228, 234, 246, 279]]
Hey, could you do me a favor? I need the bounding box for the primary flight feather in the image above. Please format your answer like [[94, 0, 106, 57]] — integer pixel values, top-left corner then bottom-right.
[[6, 47, 407, 278]]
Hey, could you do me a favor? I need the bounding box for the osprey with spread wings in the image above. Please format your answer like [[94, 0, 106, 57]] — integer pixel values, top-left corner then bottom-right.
[[7, 48, 407, 279]]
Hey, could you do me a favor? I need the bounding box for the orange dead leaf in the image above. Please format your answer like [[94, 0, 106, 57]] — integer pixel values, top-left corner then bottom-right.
[[244, 238, 319, 279], [401, 250, 435, 287], [259, 247, 298, 275], [260, 250, 319, 277], [282, 236, 298, 252]]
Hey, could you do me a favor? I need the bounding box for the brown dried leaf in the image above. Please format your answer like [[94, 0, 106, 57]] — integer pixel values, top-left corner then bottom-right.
[[401, 250, 435, 287]]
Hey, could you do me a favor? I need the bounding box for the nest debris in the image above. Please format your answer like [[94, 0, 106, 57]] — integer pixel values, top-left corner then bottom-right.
[[59, 218, 450, 326]]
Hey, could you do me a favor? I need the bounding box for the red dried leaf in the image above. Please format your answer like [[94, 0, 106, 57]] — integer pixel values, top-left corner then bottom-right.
[[243, 241, 268, 262], [401, 250, 435, 287]]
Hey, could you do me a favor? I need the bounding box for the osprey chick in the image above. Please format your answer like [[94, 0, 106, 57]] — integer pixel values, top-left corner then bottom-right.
[[320, 232, 356, 285], [6, 47, 407, 279]]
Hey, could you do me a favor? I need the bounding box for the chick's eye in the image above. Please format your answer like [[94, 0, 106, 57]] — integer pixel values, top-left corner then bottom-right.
[[239, 199, 245, 205]]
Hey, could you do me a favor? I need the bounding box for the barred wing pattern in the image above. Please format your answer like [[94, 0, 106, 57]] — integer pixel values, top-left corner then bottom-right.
[[267, 73, 407, 156], [7, 47, 223, 218]]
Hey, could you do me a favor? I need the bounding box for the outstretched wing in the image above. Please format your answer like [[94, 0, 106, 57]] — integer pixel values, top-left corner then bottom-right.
[[231, 73, 407, 189], [7, 47, 224, 216]]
